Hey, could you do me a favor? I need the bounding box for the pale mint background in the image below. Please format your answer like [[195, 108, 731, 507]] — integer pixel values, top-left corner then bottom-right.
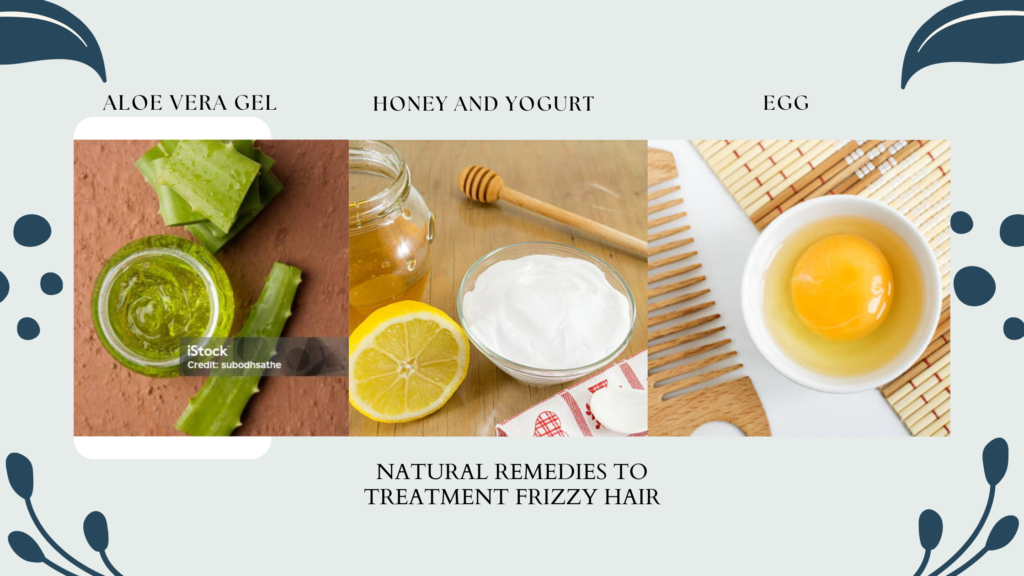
[[0, 0, 1020, 573]]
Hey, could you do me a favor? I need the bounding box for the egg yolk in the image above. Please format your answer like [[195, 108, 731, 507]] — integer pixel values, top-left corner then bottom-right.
[[790, 234, 894, 342]]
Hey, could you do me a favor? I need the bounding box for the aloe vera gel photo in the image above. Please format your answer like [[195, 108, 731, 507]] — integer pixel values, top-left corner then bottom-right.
[[92, 235, 234, 377], [75, 139, 349, 436]]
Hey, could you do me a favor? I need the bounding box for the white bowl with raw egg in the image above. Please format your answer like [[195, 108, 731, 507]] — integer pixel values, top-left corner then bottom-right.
[[741, 196, 942, 393]]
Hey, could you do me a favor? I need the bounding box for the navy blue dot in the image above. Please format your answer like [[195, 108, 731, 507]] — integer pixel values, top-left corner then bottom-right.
[[40, 273, 62, 295], [1005, 318, 1024, 340], [0, 270, 8, 303], [954, 266, 996, 306], [17, 318, 39, 340], [1000, 214, 1024, 247], [951, 211, 973, 234], [13, 214, 51, 247]]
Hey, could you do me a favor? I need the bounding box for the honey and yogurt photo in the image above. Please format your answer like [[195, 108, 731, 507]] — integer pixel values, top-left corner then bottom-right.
[[648, 140, 950, 437], [348, 141, 648, 437]]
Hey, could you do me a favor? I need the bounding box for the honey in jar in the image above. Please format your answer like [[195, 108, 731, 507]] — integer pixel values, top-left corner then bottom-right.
[[349, 140, 434, 333]]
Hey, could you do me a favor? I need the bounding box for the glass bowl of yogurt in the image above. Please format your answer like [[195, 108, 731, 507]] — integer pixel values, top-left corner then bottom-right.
[[457, 242, 636, 386]]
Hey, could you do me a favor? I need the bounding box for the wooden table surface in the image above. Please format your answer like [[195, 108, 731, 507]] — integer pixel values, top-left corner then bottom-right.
[[349, 141, 648, 437]]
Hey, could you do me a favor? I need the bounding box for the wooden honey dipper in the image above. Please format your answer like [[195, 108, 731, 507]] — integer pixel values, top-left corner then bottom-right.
[[458, 165, 648, 256]]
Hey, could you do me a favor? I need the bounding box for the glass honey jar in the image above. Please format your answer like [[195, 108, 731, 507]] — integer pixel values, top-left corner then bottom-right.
[[349, 140, 435, 333]]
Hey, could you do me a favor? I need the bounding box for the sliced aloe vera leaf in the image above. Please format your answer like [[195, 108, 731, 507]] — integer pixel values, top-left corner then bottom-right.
[[135, 139, 176, 181], [175, 262, 302, 436], [185, 170, 284, 253], [159, 140, 261, 234], [255, 148, 281, 204], [138, 140, 259, 224], [184, 148, 285, 253], [261, 168, 284, 200], [136, 140, 207, 226], [232, 140, 262, 214], [256, 148, 275, 171], [154, 161, 209, 225]]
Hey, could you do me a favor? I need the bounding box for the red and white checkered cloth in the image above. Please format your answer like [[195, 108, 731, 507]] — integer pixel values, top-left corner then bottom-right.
[[496, 350, 647, 437]]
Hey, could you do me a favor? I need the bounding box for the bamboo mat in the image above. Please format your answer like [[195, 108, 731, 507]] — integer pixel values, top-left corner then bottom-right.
[[648, 148, 770, 436], [693, 140, 951, 437]]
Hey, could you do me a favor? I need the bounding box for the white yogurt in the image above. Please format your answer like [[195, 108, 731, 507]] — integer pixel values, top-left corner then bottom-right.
[[462, 254, 631, 369]]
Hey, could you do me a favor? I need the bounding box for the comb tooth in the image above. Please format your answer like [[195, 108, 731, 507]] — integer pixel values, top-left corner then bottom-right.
[[648, 185, 680, 201], [648, 261, 701, 285], [657, 364, 744, 397], [648, 288, 710, 312], [649, 300, 715, 326], [651, 352, 739, 386], [649, 250, 699, 270], [649, 326, 725, 354], [648, 211, 687, 229], [648, 198, 684, 215], [649, 275, 706, 298], [649, 237, 694, 256], [649, 225, 690, 242], [649, 338, 732, 370], [648, 313, 719, 342]]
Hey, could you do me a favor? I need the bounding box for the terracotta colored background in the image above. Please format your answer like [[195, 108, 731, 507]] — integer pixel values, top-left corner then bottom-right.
[[74, 140, 348, 436]]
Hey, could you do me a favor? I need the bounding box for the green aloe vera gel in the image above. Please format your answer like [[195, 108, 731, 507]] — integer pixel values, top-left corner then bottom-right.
[[92, 235, 234, 377]]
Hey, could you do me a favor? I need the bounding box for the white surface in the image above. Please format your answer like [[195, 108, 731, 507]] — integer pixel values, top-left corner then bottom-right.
[[649, 140, 908, 436], [74, 116, 274, 458], [741, 195, 942, 393]]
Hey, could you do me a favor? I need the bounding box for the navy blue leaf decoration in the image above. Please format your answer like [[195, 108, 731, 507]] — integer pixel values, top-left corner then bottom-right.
[[903, 0, 1024, 88], [6, 453, 34, 499], [983, 437, 1009, 486], [8, 531, 44, 563], [83, 512, 108, 552], [986, 516, 1019, 550], [7, 453, 125, 576], [0, 0, 106, 82], [919, 509, 944, 550]]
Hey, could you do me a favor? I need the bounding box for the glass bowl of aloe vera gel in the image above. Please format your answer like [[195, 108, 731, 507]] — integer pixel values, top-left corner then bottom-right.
[[92, 235, 234, 377]]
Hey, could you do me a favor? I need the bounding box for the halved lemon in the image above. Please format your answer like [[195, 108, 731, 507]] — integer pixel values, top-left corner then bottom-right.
[[349, 301, 470, 423]]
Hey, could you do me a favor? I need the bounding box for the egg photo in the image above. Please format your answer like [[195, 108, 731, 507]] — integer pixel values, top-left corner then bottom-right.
[[649, 140, 950, 437], [761, 215, 927, 377]]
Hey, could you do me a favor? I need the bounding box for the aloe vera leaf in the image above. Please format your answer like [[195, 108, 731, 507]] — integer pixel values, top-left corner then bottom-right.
[[184, 149, 285, 253], [136, 141, 206, 226], [256, 148, 275, 171], [175, 262, 302, 436], [261, 169, 285, 201], [138, 140, 258, 224], [185, 170, 284, 253], [159, 140, 261, 234], [255, 149, 281, 204], [232, 140, 262, 214]]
